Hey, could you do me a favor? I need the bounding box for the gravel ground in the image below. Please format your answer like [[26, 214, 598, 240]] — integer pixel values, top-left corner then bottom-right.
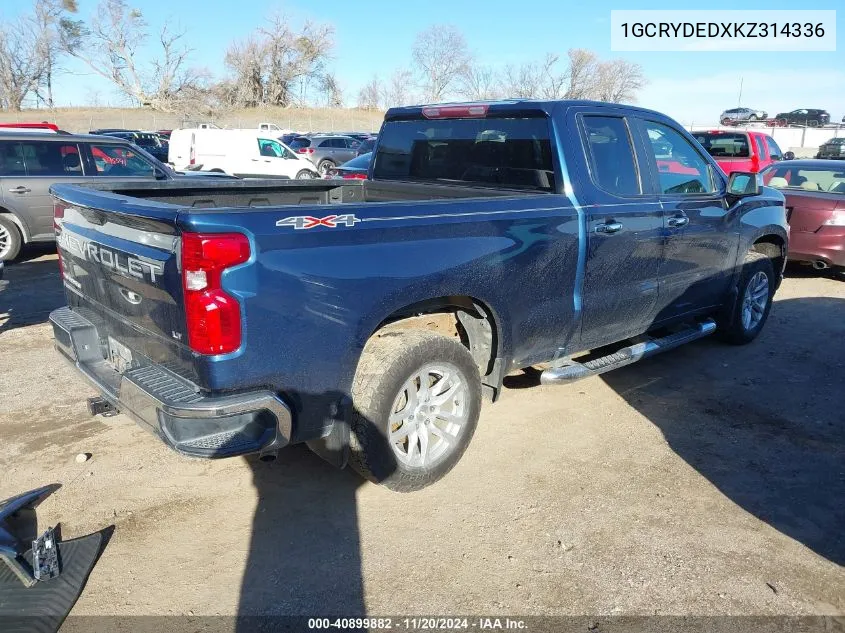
[[0, 247, 842, 622]]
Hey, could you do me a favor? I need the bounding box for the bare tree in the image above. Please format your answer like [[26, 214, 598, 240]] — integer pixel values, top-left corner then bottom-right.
[[381, 68, 414, 108], [0, 0, 75, 110], [221, 37, 265, 107], [500, 62, 542, 99], [318, 72, 343, 108], [59, 0, 205, 111], [459, 62, 499, 101], [412, 25, 470, 102], [357, 76, 383, 110], [563, 48, 599, 99], [261, 15, 333, 108], [594, 59, 646, 103]]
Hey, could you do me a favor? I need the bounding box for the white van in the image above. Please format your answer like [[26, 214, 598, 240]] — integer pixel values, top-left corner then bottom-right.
[[167, 129, 319, 179]]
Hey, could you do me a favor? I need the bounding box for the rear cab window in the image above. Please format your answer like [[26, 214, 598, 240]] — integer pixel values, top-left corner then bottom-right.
[[692, 132, 751, 159], [373, 115, 555, 191]]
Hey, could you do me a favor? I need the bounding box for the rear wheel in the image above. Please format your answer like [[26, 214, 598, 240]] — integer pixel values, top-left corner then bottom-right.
[[0, 215, 22, 261], [721, 117, 731, 126], [317, 160, 335, 176], [748, 114, 758, 121], [718, 251, 775, 345], [349, 330, 481, 492]]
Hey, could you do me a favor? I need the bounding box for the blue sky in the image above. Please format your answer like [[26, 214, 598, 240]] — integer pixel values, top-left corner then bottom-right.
[[9, 0, 844, 124]]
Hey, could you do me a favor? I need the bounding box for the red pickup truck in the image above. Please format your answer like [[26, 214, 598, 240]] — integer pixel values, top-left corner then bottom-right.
[[692, 130, 787, 176]]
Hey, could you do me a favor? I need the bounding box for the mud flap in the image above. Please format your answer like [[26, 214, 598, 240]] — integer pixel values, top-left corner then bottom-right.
[[0, 485, 108, 633]]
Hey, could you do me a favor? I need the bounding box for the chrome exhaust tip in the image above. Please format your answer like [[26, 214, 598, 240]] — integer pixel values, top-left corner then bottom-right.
[[812, 260, 830, 270]]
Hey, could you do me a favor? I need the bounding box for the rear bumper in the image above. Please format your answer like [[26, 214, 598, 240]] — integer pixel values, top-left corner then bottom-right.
[[789, 229, 845, 268], [49, 307, 292, 458]]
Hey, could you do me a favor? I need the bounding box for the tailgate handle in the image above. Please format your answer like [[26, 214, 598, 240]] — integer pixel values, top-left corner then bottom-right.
[[8, 186, 30, 194]]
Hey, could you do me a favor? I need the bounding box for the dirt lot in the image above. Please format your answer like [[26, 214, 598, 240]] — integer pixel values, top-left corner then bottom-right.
[[0, 248, 843, 621]]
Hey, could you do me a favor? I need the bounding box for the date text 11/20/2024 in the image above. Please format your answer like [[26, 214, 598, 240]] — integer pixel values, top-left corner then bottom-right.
[[307, 617, 528, 630]]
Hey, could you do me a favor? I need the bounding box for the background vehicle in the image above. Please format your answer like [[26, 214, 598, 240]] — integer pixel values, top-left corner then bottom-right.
[[168, 129, 318, 179], [289, 135, 361, 174], [356, 137, 377, 156], [774, 109, 831, 128], [0, 131, 234, 260], [100, 131, 169, 163], [760, 159, 845, 270], [50, 99, 787, 492], [692, 130, 786, 175], [720, 107, 768, 126], [324, 152, 371, 179], [816, 137, 845, 159]]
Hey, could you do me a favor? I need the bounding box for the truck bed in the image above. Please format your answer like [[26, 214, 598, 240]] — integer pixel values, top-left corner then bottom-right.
[[72, 178, 532, 210]]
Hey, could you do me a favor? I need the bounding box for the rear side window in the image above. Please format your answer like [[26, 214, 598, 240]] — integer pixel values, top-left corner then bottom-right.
[[87, 144, 155, 177], [581, 116, 640, 196], [0, 141, 83, 176], [643, 122, 715, 194], [373, 116, 555, 191], [693, 132, 750, 158]]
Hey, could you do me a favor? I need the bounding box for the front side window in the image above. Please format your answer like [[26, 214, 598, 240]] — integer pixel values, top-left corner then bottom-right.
[[764, 136, 783, 160], [643, 121, 715, 194], [258, 138, 285, 157], [581, 115, 640, 196], [373, 115, 555, 191], [88, 144, 155, 177]]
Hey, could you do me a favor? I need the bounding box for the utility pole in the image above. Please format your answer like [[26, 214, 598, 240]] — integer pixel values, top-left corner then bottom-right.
[[737, 77, 743, 108]]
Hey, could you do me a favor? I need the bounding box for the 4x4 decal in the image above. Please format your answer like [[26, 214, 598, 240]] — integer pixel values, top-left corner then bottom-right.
[[275, 214, 360, 230]]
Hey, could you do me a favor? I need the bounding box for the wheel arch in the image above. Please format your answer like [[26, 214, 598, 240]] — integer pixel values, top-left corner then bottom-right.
[[751, 233, 787, 288], [0, 205, 29, 243]]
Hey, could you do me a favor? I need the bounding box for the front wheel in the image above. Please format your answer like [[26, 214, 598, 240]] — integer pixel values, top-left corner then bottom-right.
[[295, 169, 317, 179], [349, 330, 481, 492], [717, 251, 775, 345]]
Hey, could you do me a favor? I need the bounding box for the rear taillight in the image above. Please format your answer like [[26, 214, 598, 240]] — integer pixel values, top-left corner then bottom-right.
[[297, 147, 315, 154], [181, 232, 250, 355], [342, 173, 367, 180]]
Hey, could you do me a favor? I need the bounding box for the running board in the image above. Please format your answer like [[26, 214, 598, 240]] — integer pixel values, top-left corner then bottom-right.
[[540, 319, 717, 385]]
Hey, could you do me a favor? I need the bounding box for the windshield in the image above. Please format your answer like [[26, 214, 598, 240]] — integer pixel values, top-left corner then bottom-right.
[[373, 115, 555, 191], [761, 165, 845, 193], [693, 132, 750, 158]]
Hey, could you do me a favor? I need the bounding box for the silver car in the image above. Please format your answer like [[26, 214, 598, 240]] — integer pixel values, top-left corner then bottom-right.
[[289, 135, 362, 175], [0, 131, 183, 261], [720, 107, 768, 126]]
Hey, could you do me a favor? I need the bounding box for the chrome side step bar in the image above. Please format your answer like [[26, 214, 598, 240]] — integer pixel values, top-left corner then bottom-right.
[[540, 318, 717, 385]]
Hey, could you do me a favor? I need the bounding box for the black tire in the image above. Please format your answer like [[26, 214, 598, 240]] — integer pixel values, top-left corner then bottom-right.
[[749, 114, 758, 121], [349, 330, 481, 492], [721, 118, 731, 126], [717, 251, 775, 345], [317, 160, 335, 175], [0, 215, 22, 261], [295, 169, 316, 180]]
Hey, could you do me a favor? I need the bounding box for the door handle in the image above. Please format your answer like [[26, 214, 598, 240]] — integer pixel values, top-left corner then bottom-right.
[[595, 221, 623, 234], [667, 214, 689, 228], [8, 186, 31, 194]]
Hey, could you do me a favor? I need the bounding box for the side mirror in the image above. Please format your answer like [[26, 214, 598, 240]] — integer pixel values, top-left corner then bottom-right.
[[153, 167, 168, 180], [783, 151, 795, 160], [727, 171, 759, 197]]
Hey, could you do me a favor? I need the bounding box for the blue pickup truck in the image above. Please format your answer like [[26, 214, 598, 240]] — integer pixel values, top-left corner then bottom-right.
[[49, 100, 788, 491]]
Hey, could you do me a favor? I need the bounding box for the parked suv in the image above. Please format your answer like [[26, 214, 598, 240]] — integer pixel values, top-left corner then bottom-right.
[[774, 109, 831, 128], [0, 131, 220, 260], [99, 131, 169, 163], [719, 107, 768, 126], [289, 135, 361, 174], [816, 137, 845, 159]]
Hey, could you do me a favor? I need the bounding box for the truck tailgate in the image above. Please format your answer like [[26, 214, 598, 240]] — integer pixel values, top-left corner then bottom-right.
[[53, 191, 195, 381]]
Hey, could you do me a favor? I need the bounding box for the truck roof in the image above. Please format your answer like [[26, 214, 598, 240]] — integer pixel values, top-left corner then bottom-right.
[[384, 99, 672, 121]]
